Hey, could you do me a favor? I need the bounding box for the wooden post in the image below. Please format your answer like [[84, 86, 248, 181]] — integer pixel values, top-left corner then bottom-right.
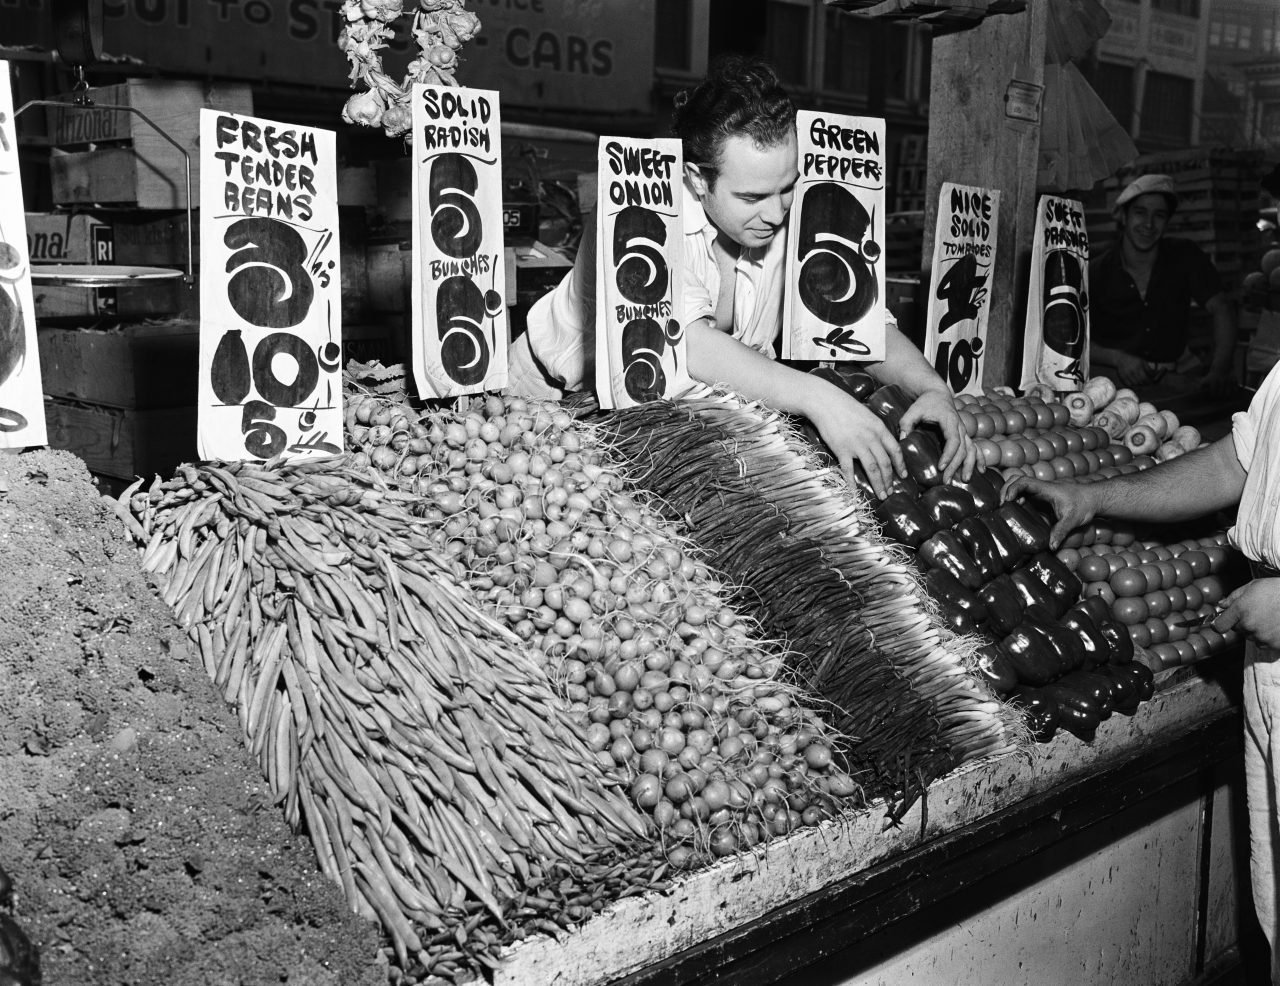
[[922, 4, 1047, 389]]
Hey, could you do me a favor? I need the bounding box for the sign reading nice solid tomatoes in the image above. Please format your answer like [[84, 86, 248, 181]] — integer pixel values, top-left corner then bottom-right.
[[593, 136, 687, 410], [197, 110, 343, 462], [783, 112, 886, 363], [922, 182, 1001, 397], [411, 83, 508, 399], [1020, 195, 1090, 394], [0, 62, 45, 447]]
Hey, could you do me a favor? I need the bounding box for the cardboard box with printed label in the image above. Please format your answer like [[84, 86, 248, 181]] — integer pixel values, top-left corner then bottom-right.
[[25, 213, 114, 265]]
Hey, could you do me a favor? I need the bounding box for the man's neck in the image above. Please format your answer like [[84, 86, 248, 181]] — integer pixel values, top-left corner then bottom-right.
[[1120, 236, 1157, 273]]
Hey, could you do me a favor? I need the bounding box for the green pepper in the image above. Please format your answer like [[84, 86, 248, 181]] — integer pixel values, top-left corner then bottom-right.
[[1024, 552, 1082, 615], [954, 515, 1005, 582], [976, 513, 1027, 570], [951, 470, 1003, 513], [920, 484, 978, 530], [1119, 660, 1155, 701], [884, 471, 921, 501], [919, 530, 984, 590], [1092, 664, 1140, 714], [1098, 618, 1135, 665], [925, 569, 988, 634], [811, 364, 877, 402], [976, 574, 1026, 636], [900, 429, 944, 488], [1045, 693, 1101, 740], [865, 384, 911, 433], [1057, 670, 1115, 720], [1077, 595, 1113, 628], [996, 501, 1052, 553], [873, 493, 937, 549], [1044, 622, 1088, 675], [1061, 605, 1110, 668], [850, 462, 879, 502], [1002, 622, 1061, 686], [973, 642, 1019, 694], [1010, 566, 1064, 617], [1009, 688, 1061, 742]]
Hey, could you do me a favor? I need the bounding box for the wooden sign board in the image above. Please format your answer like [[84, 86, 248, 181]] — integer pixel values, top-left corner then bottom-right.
[[784, 112, 887, 362], [1020, 195, 1090, 394], [593, 137, 687, 410], [197, 110, 344, 462], [0, 62, 46, 447], [411, 84, 508, 399], [922, 182, 1001, 396]]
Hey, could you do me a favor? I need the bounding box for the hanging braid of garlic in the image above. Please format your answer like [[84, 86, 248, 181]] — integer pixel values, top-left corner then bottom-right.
[[338, 0, 481, 138]]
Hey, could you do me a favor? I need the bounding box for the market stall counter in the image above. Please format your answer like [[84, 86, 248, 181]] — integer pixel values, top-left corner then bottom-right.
[[496, 658, 1247, 986]]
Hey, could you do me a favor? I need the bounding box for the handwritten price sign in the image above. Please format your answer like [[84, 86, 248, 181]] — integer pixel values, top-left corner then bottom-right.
[[923, 182, 1001, 396], [197, 110, 343, 462], [1020, 195, 1090, 394], [593, 136, 687, 410], [783, 111, 886, 362], [0, 62, 45, 447], [411, 84, 508, 398]]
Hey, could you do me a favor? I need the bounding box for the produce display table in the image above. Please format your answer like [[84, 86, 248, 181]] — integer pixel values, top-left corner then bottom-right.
[[497, 658, 1247, 986]]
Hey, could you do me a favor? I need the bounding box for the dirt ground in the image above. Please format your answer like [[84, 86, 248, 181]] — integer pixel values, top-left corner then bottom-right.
[[0, 449, 386, 986]]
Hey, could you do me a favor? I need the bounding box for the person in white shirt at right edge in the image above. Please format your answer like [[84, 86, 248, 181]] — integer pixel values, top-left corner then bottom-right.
[[506, 54, 976, 499], [1003, 365, 1280, 983]]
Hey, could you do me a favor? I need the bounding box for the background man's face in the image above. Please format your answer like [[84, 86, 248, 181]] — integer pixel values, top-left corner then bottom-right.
[[1121, 192, 1173, 253]]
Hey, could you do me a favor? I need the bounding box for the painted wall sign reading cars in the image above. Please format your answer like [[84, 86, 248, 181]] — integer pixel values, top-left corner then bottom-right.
[[1020, 195, 1090, 394], [0, 62, 46, 447], [411, 84, 508, 398], [197, 110, 343, 462], [923, 182, 1001, 396], [593, 136, 687, 410], [783, 112, 887, 363]]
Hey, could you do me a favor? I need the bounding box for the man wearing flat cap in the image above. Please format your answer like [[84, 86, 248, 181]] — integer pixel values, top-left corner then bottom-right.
[[1089, 173, 1237, 396]]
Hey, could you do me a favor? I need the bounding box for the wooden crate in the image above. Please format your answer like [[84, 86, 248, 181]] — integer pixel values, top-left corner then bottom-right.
[[26, 212, 115, 264], [43, 399, 197, 481], [37, 321, 199, 409], [49, 79, 252, 209], [32, 279, 197, 321]]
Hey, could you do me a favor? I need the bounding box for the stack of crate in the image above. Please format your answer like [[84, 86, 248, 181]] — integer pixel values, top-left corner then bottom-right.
[[1088, 147, 1267, 293], [29, 78, 252, 488], [893, 133, 928, 213], [885, 210, 926, 276]]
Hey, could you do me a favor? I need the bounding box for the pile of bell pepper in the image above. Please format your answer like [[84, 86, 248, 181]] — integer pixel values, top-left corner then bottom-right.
[[806, 367, 1156, 743]]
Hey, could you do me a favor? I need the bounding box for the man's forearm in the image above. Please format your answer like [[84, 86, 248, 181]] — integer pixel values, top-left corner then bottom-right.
[[1205, 293, 1237, 374], [686, 319, 831, 417], [1090, 435, 1246, 523]]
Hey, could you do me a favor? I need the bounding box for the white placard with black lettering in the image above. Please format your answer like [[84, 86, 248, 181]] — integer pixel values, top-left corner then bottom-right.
[[197, 109, 343, 461], [783, 112, 886, 362], [1020, 195, 1090, 394], [411, 83, 508, 398], [593, 137, 687, 410], [923, 182, 1001, 396], [0, 62, 46, 447]]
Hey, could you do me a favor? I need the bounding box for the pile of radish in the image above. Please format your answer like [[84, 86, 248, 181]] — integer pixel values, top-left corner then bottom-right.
[[344, 390, 862, 866]]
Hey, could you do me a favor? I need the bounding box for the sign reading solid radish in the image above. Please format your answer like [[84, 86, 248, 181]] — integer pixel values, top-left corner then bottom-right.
[[784, 112, 886, 362], [411, 84, 508, 398], [198, 110, 343, 462], [593, 136, 688, 410], [1020, 195, 1090, 395], [923, 182, 1001, 396]]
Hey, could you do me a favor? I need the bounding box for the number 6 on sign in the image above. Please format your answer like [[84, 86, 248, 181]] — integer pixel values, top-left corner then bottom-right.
[[197, 109, 344, 462]]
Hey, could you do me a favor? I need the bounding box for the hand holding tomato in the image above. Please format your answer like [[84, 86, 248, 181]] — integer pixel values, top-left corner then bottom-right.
[[1213, 578, 1280, 649], [810, 389, 906, 500], [898, 388, 977, 483], [1000, 474, 1101, 551]]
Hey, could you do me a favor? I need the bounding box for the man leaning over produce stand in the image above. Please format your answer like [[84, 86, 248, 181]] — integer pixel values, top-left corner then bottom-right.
[[1002, 367, 1280, 981], [506, 55, 976, 500], [1089, 173, 1238, 397]]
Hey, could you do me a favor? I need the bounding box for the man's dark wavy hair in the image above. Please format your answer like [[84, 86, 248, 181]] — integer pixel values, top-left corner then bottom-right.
[[671, 55, 795, 187]]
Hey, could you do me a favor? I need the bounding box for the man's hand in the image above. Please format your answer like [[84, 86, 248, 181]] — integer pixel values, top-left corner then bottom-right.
[[899, 389, 977, 483], [1114, 352, 1155, 388], [1213, 579, 1280, 649], [1001, 474, 1101, 550], [809, 392, 906, 499]]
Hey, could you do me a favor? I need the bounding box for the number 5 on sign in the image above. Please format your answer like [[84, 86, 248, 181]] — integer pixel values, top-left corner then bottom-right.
[[197, 109, 344, 462]]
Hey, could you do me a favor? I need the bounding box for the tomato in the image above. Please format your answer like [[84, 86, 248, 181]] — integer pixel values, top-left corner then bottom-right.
[[1182, 550, 1211, 578], [976, 437, 1002, 468], [1182, 583, 1203, 610], [1150, 642, 1179, 668], [1199, 626, 1226, 653], [1166, 618, 1188, 642], [1154, 560, 1178, 590], [1078, 427, 1099, 451], [1145, 616, 1169, 644], [1003, 410, 1026, 435], [1172, 639, 1197, 665], [1032, 460, 1057, 482], [1110, 567, 1148, 598], [958, 409, 977, 437], [1083, 581, 1117, 605], [1136, 549, 1158, 564], [1111, 445, 1134, 466], [1078, 554, 1111, 583], [1188, 633, 1210, 660], [973, 412, 997, 438], [1143, 590, 1172, 620], [1051, 403, 1071, 427], [1033, 435, 1056, 461], [1033, 403, 1055, 429], [1106, 553, 1127, 577], [1165, 586, 1187, 611], [1198, 576, 1225, 606], [1017, 436, 1041, 464], [1203, 545, 1228, 571], [1170, 558, 1195, 587], [1062, 429, 1085, 454], [1127, 621, 1151, 647], [1095, 448, 1115, 468], [1112, 595, 1149, 624]]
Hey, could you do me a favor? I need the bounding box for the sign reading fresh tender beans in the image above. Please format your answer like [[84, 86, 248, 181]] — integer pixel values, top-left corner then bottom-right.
[[197, 110, 343, 461], [593, 136, 687, 410], [411, 84, 508, 399], [923, 182, 1001, 396], [1020, 195, 1091, 394], [784, 112, 887, 362], [0, 61, 45, 447]]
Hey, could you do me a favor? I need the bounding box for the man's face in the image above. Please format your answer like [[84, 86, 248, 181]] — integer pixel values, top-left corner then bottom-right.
[[1120, 192, 1172, 253], [688, 132, 798, 250]]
